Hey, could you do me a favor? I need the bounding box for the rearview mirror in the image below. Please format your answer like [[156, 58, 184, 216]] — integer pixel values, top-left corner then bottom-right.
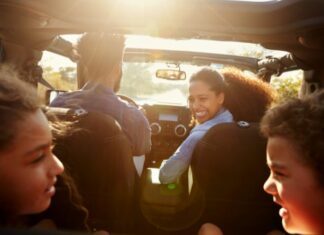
[[156, 69, 186, 80]]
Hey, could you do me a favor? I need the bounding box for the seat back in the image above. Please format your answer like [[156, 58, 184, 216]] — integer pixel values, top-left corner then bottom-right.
[[48, 108, 139, 232], [191, 122, 282, 234]]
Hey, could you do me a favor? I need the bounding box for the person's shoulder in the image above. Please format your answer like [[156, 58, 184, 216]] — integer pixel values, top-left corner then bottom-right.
[[50, 90, 83, 106], [123, 103, 144, 116], [50, 93, 67, 106], [122, 105, 150, 129], [186, 129, 206, 142]]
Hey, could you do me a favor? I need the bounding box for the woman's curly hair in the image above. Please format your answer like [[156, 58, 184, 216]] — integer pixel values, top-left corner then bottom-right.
[[221, 67, 277, 122], [261, 90, 324, 186]]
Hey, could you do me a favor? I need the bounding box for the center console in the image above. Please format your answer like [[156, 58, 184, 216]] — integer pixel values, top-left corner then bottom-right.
[[143, 104, 192, 167]]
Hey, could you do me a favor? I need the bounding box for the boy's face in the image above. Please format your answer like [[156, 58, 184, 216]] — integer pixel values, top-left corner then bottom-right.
[[263, 136, 324, 235], [0, 110, 64, 215]]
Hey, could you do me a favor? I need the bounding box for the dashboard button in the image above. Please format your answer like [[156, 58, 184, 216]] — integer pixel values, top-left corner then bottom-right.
[[175, 124, 187, 137], [151, 122, 162, 135]]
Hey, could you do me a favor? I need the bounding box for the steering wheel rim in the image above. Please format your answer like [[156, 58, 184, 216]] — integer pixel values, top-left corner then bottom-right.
[[118, 94, 139, 108]]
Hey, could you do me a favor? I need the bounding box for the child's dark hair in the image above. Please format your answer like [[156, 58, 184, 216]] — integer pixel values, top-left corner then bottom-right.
[[0, 65, 39, 151], [261, 90, 324, 186]]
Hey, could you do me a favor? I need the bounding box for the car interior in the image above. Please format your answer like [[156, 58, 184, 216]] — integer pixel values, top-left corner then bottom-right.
[[1, 0, 324, 234]]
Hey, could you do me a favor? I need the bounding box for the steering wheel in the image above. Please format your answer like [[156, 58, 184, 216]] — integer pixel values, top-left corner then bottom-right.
[[118, 94, 139, 108]]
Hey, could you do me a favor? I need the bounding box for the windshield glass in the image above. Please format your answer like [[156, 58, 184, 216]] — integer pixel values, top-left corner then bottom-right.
[[118, 36, 266, 106], [119, 62, 225, 106], [40, 35, 284, 105]]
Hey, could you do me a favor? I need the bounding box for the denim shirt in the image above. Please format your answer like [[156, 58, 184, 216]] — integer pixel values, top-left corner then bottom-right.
[[159, 108, 233, 184], [50, 82, 151, 155]]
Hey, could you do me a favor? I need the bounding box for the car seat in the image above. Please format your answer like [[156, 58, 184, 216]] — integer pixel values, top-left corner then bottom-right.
[[46, 107, 139, 233], [191, 122, 283, 235]]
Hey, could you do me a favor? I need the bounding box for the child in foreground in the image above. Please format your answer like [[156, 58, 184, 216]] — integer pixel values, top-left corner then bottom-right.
[[199, 90, 324, 235], [261, 90, 324, 235]]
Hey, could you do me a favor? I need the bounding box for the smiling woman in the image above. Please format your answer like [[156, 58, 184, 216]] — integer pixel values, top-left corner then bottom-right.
[[159, 68, 233, 184]]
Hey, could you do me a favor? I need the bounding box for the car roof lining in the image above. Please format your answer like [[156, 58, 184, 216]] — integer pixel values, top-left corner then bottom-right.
[[1, 0, 324, 69]]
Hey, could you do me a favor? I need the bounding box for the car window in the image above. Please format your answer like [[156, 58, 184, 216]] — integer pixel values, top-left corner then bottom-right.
[[270, 70, 303, 102], [38, 51, 77, 104], [120, 61, 228, 106]]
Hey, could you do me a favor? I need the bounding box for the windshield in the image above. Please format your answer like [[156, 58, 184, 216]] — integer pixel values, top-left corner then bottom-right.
[[118, 36, 268, 106], [40, 35, 282, 105], [119, 61, 225, 106]]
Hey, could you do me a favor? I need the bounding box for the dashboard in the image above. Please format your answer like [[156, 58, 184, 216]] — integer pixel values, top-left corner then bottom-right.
[[142, 104, 192, 166]]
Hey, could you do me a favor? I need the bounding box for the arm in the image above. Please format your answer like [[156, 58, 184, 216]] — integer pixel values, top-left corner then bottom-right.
[[122, 106, 151, 156], [159, 131, 204, 184]]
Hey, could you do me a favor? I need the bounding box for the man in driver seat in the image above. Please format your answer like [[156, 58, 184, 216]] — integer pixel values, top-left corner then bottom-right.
[[50, 33, 151, 156]]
